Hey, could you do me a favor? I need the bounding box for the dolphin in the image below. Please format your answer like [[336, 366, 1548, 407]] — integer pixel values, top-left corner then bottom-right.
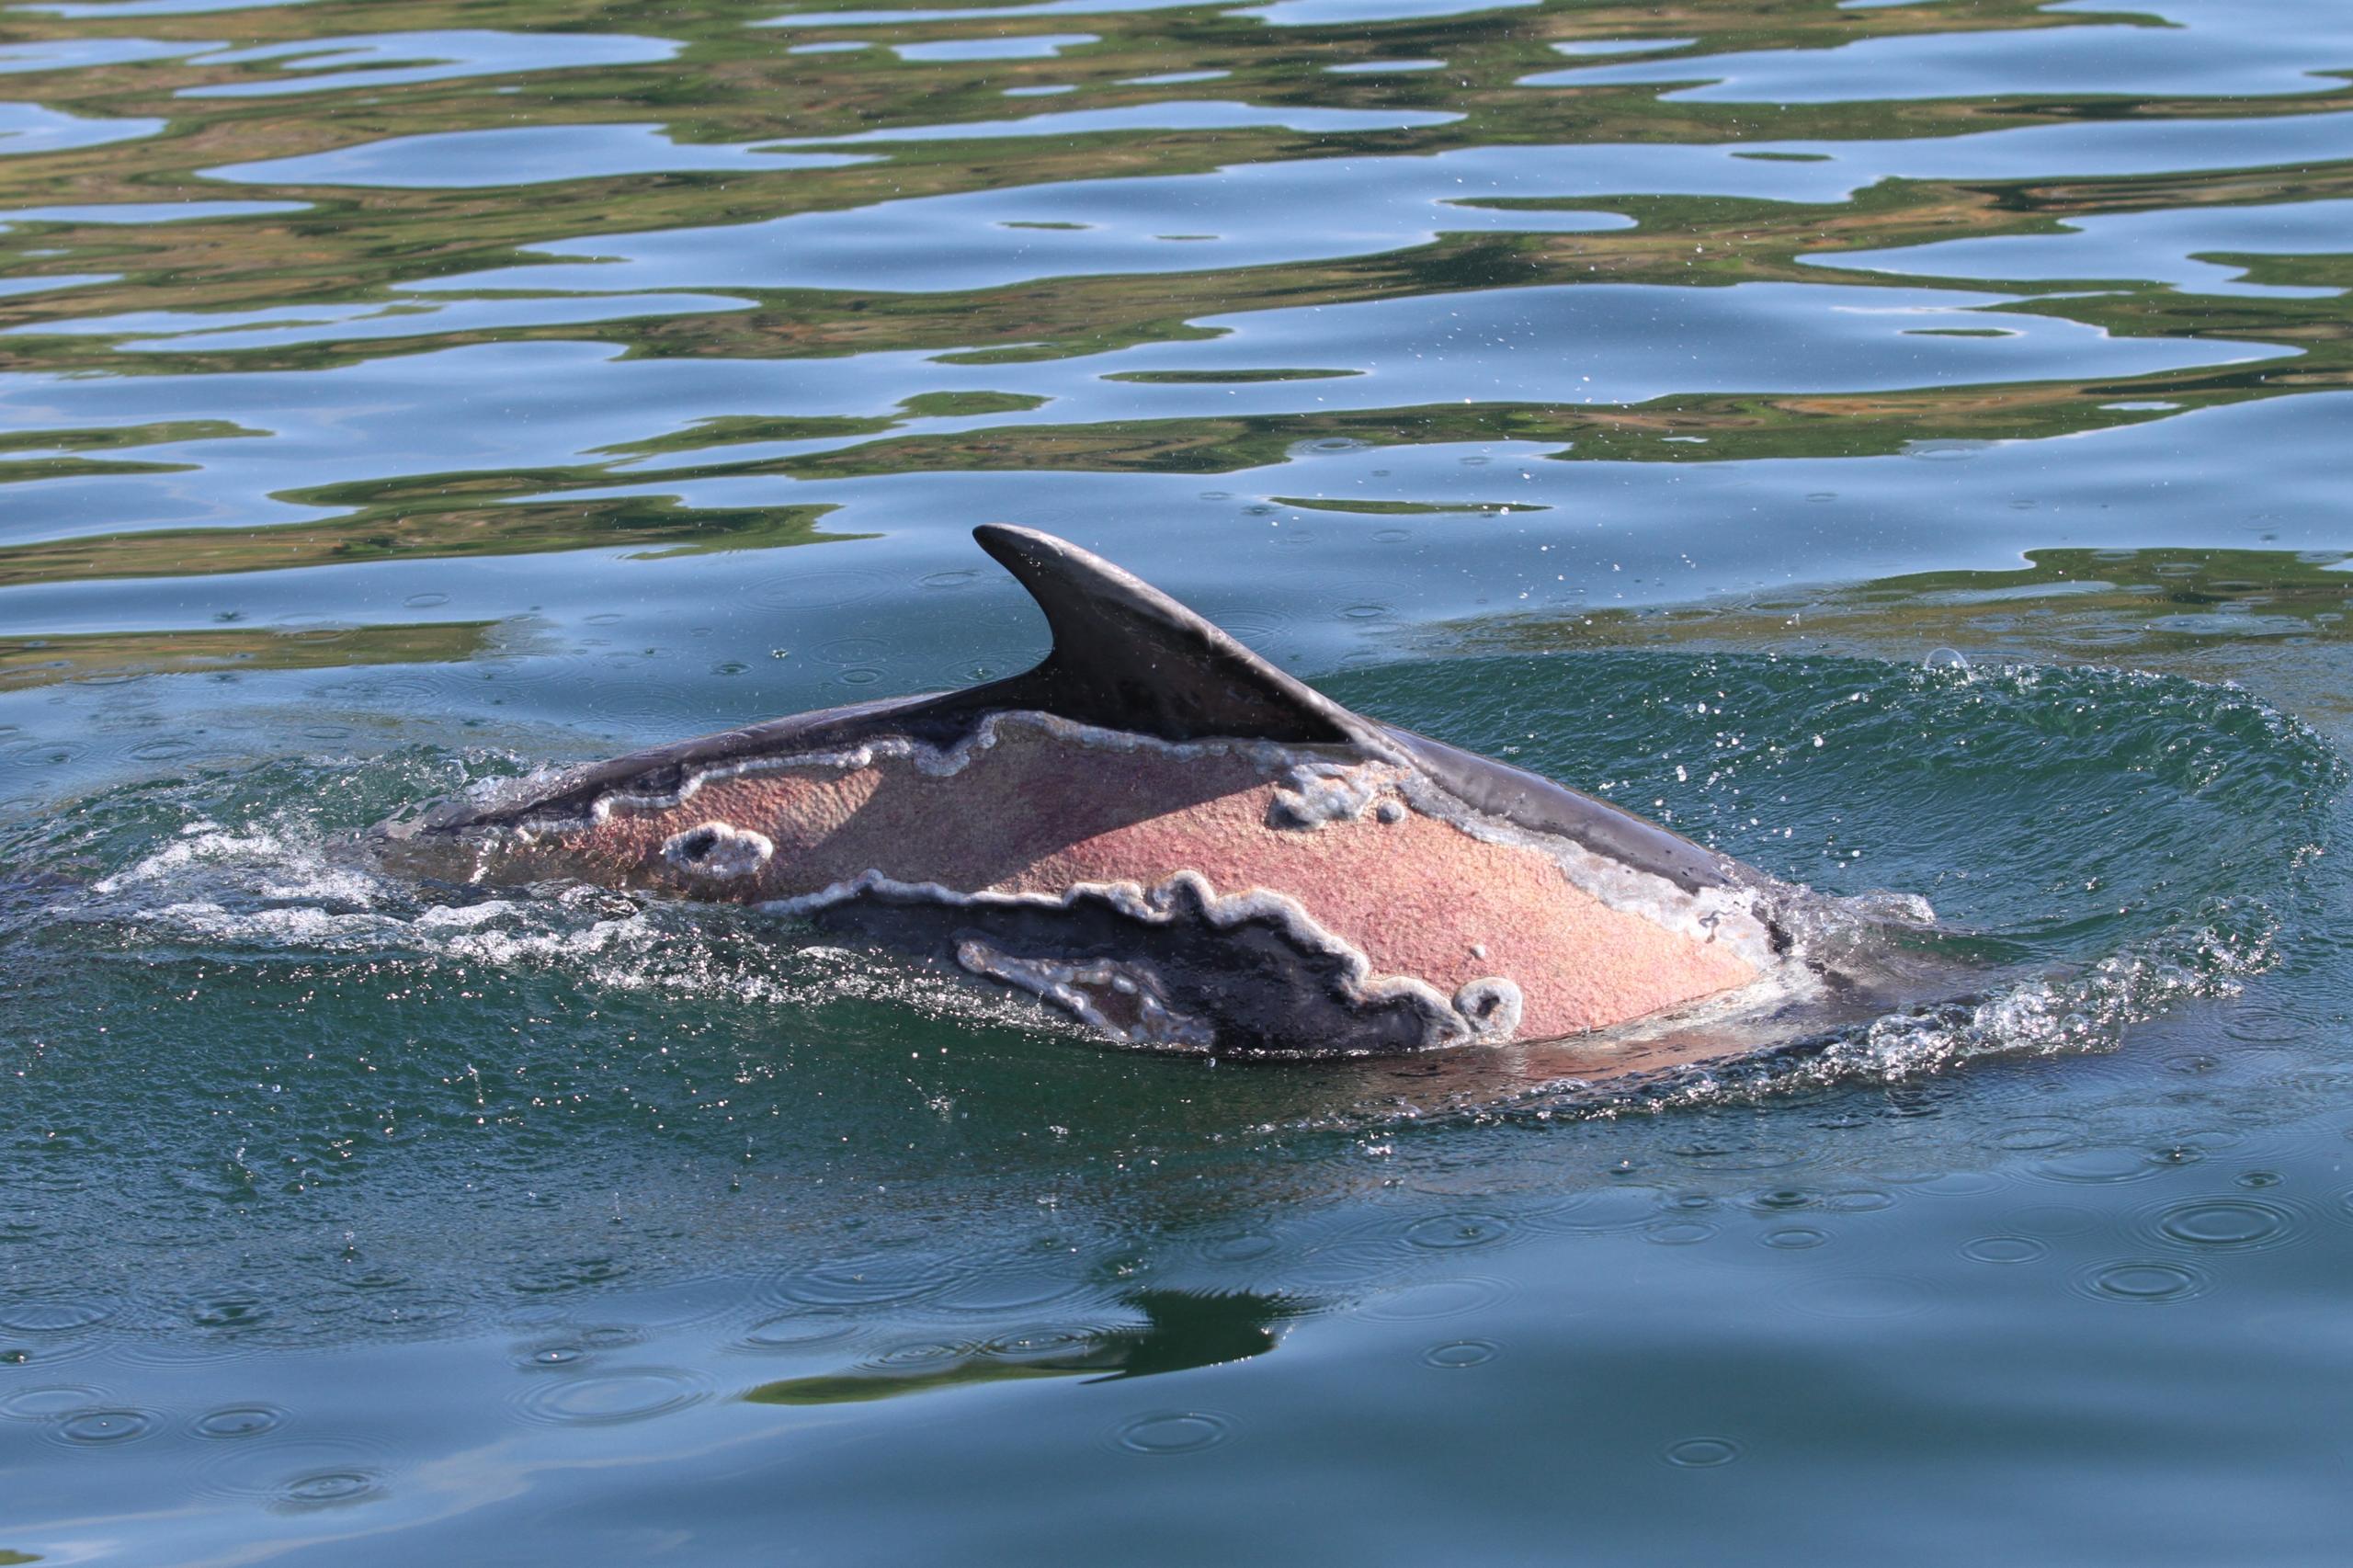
[[377, 525, 1832, 1057]]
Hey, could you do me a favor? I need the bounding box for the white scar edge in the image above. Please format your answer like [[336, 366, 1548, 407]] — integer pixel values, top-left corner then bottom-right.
[[500, 710, 1347, 836], [955, 942, 1216, 1051], [501, 709, 1784, 975], [763, 868, 1526, 1051]]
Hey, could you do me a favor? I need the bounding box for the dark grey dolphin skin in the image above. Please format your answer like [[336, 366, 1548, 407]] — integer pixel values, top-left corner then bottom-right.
[[381, 526, 1813, 1056]]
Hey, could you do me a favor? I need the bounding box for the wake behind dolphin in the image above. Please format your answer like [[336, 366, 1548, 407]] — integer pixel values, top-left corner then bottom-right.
[[378, 526, 1936, 1062]]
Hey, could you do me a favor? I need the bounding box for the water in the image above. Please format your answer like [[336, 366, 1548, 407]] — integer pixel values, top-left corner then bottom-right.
[[4, 0, 2352, 1559]]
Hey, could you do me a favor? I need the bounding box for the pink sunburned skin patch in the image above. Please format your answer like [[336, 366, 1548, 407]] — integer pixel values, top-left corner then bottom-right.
[[500, 715, 1761, 1041]]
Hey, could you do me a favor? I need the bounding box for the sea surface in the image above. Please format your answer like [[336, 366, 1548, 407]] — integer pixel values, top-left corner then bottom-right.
[[4, 0, 2353, 1561]]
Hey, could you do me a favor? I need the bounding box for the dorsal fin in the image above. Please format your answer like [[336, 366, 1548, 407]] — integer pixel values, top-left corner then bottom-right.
[[950, 524, 1365, 745]]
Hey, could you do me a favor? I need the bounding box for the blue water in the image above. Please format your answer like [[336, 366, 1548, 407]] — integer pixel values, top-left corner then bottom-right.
[[5, 0, 2353, 1561]]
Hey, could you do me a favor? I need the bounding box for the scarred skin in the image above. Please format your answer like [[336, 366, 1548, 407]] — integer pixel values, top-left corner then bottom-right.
[[381, 524, 1797, 1054], [469, 718, 1759, 1042]]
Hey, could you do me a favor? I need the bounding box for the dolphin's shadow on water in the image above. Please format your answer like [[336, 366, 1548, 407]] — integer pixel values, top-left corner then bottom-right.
[[743, 1290, 1312, 1406]]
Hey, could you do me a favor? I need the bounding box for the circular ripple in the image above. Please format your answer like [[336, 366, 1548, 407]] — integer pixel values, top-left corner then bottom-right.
[[1402, 1211, 1513, 1251], [193, 1405, 286, 1440], [189, 1291, 273, 1332], [867, 1340, 971, 1371], [1359, 1276, 1515, 1323], [1, 1384, 108, 1421], [2143, 1196, 2304, 1254], [280, 1470, 381, 1508], [2029, 1148, 2164, 1186], [1782, 1274, 1933, 1321], [2007, 1203, 2101, 1236], [768, 1256, 949, 1309], [1762, 1227, 1829, 1251], [1664, 1437, 1741, 1469], [736, 1312, 859, 1353], [516, 1343, 586, 1369], [1526, 1189, 1662, 1233], [1668, 1142, 1804, 1173], [747, 569, 888, 610], [1201, 1230, 1280, 1265], [1961, 1236, 2050, 1265], [199, 1438, 389, 1505], [1991, 1117, 2083, 1153], [2074, 1259, 2211, 1305], [0, 1299, 114, 1335], [1114, 1410, 1233, 1456], [813, 636, 889, 665], [52, 1407, 159, 1447], [926, 1269, 1092, 1315], [514, 1367, 710, 1428], [1421, 1338, 1500, 1369], [1644, 1221, 1717, 1246], [983, 1324, 1104, 1361]]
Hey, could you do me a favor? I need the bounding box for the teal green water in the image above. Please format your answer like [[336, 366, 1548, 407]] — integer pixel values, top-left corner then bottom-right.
[[6, 0, 2353, 1561]]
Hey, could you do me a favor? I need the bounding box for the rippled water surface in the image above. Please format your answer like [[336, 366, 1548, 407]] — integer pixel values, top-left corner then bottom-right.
[[6, 0, 2353, 1560]]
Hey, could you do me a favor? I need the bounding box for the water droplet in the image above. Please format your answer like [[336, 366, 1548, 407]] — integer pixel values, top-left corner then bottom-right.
[[55, 1407, 157, 1446]]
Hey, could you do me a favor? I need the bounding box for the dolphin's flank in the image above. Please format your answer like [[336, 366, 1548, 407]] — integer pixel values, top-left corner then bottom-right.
[[376, 525, 1807, 1055]]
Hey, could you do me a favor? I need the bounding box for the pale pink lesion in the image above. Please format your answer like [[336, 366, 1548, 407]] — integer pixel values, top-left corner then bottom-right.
[[521, 721, 1758, 1040]]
